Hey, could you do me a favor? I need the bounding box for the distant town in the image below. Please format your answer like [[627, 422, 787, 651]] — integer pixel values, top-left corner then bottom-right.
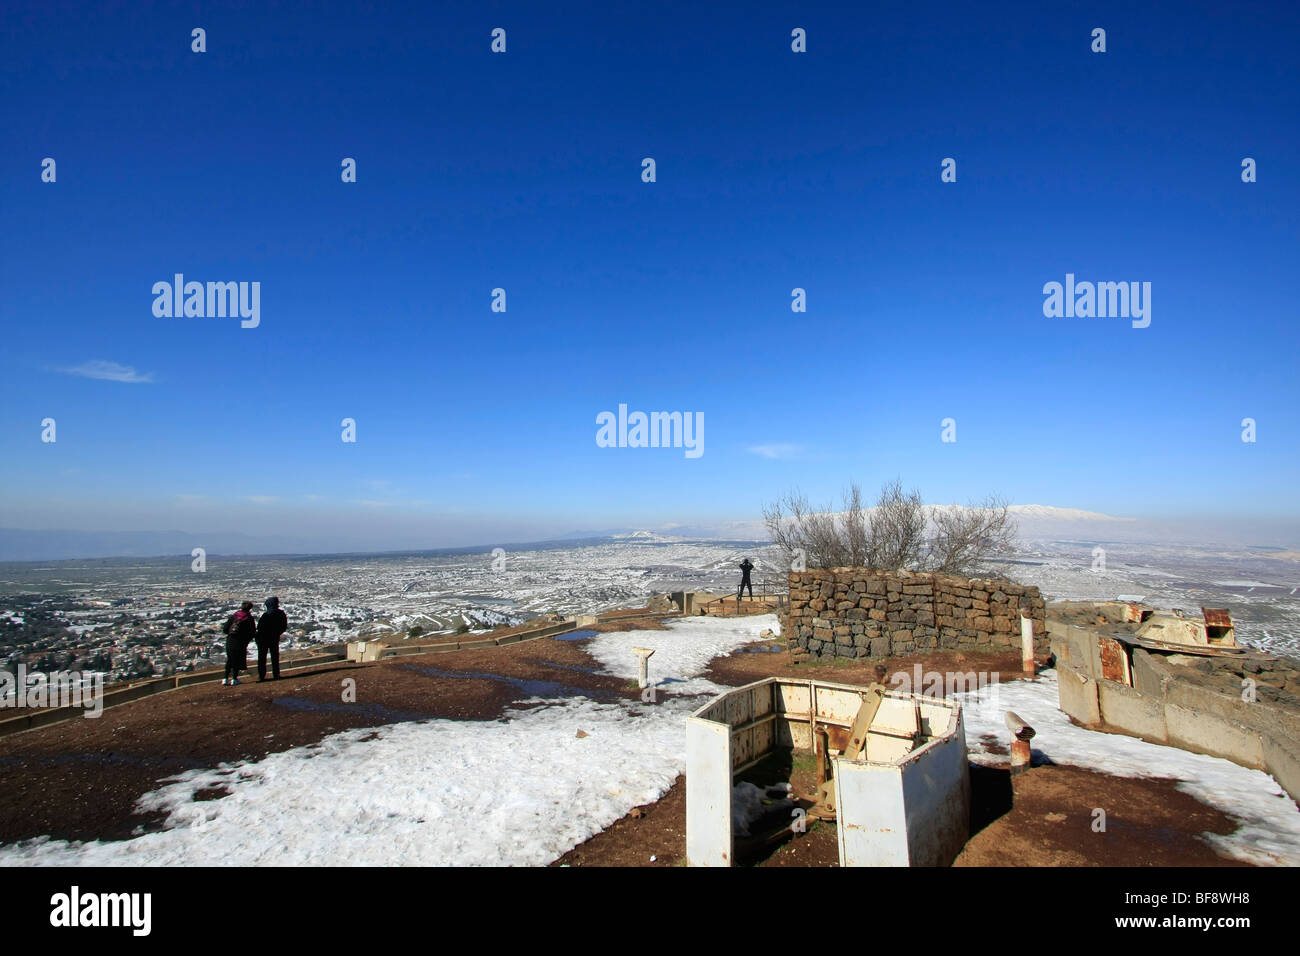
[[2, 533, 1299, 689]]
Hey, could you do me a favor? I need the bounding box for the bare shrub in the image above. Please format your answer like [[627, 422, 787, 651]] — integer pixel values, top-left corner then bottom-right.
[[866, 479, 926, 571], [925, 494, 1017, 575], [764, 480, 1018, 577]]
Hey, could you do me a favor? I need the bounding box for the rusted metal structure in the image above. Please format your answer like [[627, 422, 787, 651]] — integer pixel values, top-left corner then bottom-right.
[[686, 677, 969, 866], [1134, 606, 1237, 649]]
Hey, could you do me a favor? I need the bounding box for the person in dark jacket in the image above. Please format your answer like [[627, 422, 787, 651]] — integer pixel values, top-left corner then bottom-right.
[[256, 595, 288, 681], [738, 558, 754, 602], [222, 601, 257, 685]]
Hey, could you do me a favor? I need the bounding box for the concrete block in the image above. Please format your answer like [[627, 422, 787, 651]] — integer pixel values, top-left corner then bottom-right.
[[1098, 679, 1167, 742], [1167, 679, 1264, 736], [1049, 635, 1070, 665], [1262, 733, 1300, 805], [1165, 703, 1264, 769], [1131, 649, 1172, 700], [347, 640, 385, 663], [1078, 625, 1104, 679], [1057, 662, 1101, 725]]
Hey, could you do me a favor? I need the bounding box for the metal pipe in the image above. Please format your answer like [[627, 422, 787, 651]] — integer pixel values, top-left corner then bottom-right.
[[1010, 738, 1032, 774]]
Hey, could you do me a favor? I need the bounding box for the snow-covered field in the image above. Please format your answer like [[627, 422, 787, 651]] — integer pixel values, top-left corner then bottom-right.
[[0, 538, 777, 647], [1001, 542, 1300, 656], [3, 532, 1297, 653], [960, 673, 1300, 866], [4, 611, 1300, 867], [0, 615, 772, 866]]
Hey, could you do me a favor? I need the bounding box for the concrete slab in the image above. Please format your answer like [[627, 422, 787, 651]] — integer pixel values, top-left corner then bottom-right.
[[1263, 734, 1300, 808], [1057, 661, 1101, 725], [1165, 703, 1264, 769], [1098, 679, 1168, 742]]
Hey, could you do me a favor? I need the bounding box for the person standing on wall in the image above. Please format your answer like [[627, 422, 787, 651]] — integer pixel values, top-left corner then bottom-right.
[[738, 557, 754, 603]]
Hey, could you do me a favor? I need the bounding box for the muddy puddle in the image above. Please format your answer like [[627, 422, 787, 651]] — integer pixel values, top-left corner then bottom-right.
[[271, 696, 429, 723], [403, 664, 618, 701], [551, 629, 599, 642]]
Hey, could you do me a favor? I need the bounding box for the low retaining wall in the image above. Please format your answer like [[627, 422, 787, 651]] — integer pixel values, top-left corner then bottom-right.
[[362, 619, 579, 659], [787, 568, 1046, 661], [0, 651, 348, 738], [1, 620, 585, 740], [1051, 621, 1300, 803]]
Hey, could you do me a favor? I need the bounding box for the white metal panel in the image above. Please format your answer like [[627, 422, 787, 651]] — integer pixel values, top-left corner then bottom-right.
[[871, 696, 919, 735], [775, 680, 811, 715], [781, 719, 810, 749], [916, 700, 951, 736], [814, 685, 867, 723], [686, 716, 734, 866], [725, 685, 754, 728], [688, 679, 968, 869], [900, 709, 970, 866], [834, 760, 909, 866], [864, 733, 914, 763]]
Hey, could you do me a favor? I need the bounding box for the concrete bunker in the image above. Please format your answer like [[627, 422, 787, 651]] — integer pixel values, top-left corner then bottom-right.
[[1050, 601, 1300, 803], [686, 677, 969, 866]]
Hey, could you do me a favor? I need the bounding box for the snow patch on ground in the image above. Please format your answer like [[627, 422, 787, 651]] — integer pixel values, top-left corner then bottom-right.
[[957, 671, 1300, 866], [0, 698, 694, 866], [584, 614, 777, 696], [0, 613, 777, 866], [5, 609, 1295, 868]]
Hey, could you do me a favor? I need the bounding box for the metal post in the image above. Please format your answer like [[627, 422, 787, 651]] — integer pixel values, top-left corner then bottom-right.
[[633, 646, 655, 689], [1020, 611, 1035, 675]]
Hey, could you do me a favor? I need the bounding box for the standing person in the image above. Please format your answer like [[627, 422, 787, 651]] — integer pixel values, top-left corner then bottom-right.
[[222, 601, 257, 686], [256, 595, 287, 682], [738, 557, 754, 603]]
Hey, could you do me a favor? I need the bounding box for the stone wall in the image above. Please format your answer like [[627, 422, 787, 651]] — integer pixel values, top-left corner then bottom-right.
[[786, 568, 1047, 660]]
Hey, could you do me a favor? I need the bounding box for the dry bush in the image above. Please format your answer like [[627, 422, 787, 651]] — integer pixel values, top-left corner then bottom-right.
[[763, 480, 1018, 577]]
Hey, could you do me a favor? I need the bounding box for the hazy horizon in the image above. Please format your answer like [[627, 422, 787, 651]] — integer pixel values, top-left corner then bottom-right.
[[4, 502, 1300, 562]]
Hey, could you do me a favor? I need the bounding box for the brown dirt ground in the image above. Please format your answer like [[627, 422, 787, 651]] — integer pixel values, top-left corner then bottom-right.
[[0, 633, 632, 845], [0, 618, 1269, 866], [956, 764, 1251, 866], [558, 643, 1260, 867], [705, 644, 1026, 689], [554, 761, 1253, 868]]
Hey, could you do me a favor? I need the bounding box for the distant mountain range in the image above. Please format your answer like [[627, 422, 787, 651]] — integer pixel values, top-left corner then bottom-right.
[[1, 505, 1295, 561]]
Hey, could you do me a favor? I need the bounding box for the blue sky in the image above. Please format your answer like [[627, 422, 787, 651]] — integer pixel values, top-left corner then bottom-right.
[[2, 1, 1297, 552]]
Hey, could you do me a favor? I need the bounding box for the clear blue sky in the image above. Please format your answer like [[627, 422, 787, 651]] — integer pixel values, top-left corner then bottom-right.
[[2, 1, 1297, 550]]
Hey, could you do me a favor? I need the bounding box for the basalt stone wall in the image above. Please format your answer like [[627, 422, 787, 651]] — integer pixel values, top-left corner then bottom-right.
[[787, 569, 1047, 660]]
